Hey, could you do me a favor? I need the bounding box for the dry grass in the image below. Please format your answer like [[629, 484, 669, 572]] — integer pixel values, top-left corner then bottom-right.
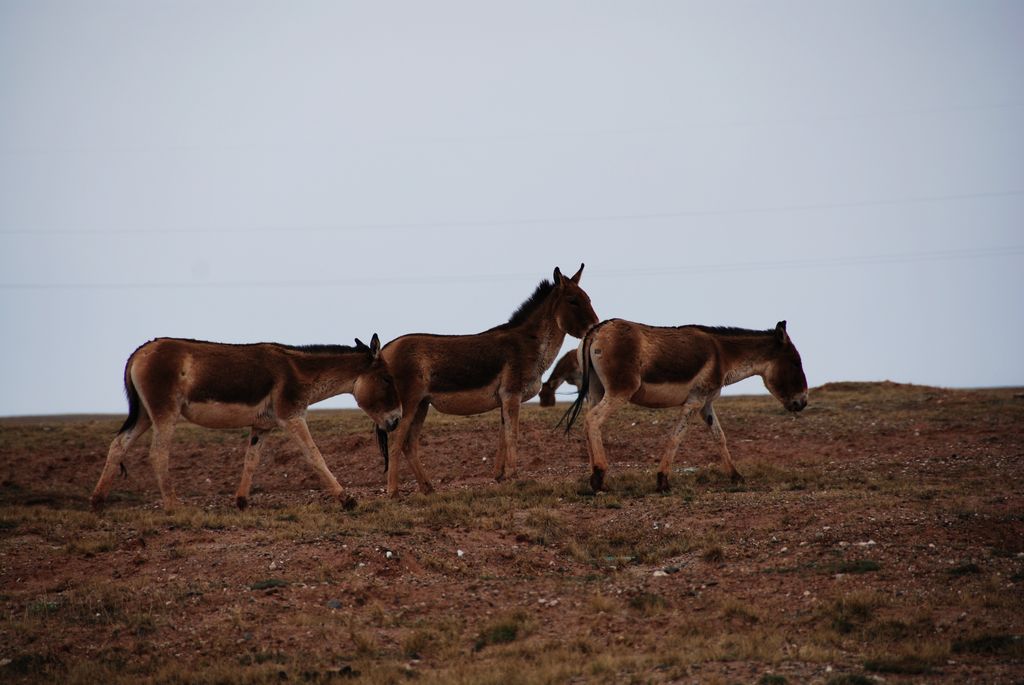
[[2, 385, 1023, 684]]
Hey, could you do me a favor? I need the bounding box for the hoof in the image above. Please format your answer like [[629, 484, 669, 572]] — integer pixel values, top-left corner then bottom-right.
[[340, 494, 358, 511], [420, 483, 435, 495], [90, 495, 106, 513], [656, 472, 670, 493], [235, 496, 248, 510], [589, 468, 605, 492], [730, 471, 745, 484], [494, 472, 505, 483]]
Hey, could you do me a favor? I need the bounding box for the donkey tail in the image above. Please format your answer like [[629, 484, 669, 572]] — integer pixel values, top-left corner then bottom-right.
[[558, 331, 596, 434], [375, 426, 389, 473], [117, 361, 141, 435]]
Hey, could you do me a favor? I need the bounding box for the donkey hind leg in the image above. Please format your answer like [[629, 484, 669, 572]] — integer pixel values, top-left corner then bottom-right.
[[148, 419, 181, 510], [583, 395, 627, 492], [656, 399, 702, 493], [495, 397, 522, 481], [91, 412, 152, 511], [234, 428, 268, 510], [701, 401, 743, 483], [279, 417, 353, 509], [402, 400, 434, 495]]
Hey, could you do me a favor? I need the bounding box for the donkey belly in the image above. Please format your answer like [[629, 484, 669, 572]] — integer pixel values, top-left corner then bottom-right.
[[181, 401, 275, 429], [630, 382, 693, 409], [429, 386, 501, 416]]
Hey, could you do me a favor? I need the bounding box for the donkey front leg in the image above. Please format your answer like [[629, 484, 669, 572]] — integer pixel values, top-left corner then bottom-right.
[[385, 409, 417, 498], [701, 401, 743, 483], [583, 395, 626, 492], [91, 413, 152, 511], [401, 400, 434, 495], [492, 418, 508, 480], [656, 399, 702, 493], [279, 417, 353, 510], [234, 428, 268, 509]]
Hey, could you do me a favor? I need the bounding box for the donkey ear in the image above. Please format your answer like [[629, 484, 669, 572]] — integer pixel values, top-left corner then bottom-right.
[[369, 333, 381, 359], [553, 266, 564, 285], [570, 263, 585, 284], [775, 320, 789, 344], [354, 337, 367, 350]]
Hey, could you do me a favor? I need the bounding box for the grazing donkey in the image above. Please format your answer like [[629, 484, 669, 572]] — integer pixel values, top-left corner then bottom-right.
[[380, 265, 599, 497], [538, 349, 582, 407], [565, 319, 807, 492], [91, 335, 401, 511]]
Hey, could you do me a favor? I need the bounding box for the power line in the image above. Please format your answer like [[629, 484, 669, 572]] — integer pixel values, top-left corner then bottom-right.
[[2, 100, 1021, 156], [2, 246, 1020, 291], [2, 189, 1021, 237]]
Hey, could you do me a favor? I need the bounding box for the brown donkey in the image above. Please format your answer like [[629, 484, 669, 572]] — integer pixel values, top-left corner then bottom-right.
[[380, 265, 598, 497], [565, 319, 807, 492], [91, 334, 401, 511], [538, 349, 582, 407]]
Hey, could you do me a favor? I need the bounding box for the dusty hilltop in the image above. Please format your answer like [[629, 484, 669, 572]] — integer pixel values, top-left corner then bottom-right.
[[1, 382, 1023, 684]]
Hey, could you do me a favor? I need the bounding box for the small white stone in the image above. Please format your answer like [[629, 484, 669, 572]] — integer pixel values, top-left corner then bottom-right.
[[385, 551, 393, 559], [652, 570, 669, 577], [269, 561, 277, 570], [457, 549, 464, 557]]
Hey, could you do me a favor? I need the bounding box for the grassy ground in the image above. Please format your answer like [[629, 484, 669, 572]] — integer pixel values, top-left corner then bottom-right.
[[1, 382, 1022, 683]]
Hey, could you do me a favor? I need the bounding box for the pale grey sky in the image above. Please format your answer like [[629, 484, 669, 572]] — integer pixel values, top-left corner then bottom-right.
[[1, 1, 1022, 416]]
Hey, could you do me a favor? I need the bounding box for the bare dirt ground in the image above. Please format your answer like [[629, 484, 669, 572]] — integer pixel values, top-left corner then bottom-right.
[[1, 382, 1022, 684]]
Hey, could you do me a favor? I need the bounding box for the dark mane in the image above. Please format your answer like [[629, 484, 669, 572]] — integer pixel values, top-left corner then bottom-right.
[[494, 279, 556, 330], [273, 342, 366, 355], [150, 338, 366, 355], [685, 325, 775, 337]]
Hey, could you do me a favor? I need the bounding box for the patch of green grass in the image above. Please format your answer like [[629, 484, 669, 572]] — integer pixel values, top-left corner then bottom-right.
[[566, 519, 694, 566], [720, 597, 760, 624], [826, 676, 876, 685], [947, 562, 981, 577], [627, 591, 668, 615], [250, 578, 288, 591], [759, 675, 787, 685], [474, 612, 531, 651], [66, 532, 118, 557], [1, 651, 65, 678], [863, 655, 935, 675], [701, 544, 725, 563], [516, 509, 568, 546], [952, 633, 1021, 655], [26, 599, 63, 616], [824, 593, 879, 635], [832, 559, 880, 574]]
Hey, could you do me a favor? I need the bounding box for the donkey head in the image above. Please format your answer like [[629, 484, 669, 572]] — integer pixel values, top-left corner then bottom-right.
[[351, 333, 402, 432], [763, 321, 808, 413], [552, 264, 599, 338], [538, 382, 557, 407]]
